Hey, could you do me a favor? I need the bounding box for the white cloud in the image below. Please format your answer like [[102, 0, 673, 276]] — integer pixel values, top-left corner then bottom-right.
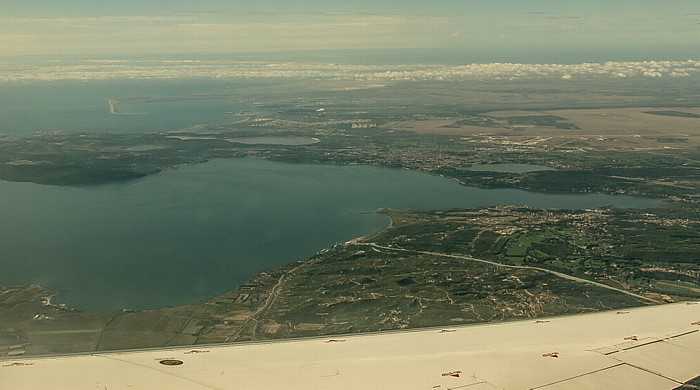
[[1, 59, 699, 82]]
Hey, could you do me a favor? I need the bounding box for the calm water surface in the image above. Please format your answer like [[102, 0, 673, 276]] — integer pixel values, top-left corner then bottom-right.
[[0, 80, 252, 137], [0, 158, 659, 312]]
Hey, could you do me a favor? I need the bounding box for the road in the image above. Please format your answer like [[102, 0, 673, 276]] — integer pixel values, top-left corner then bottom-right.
[[233, 258, 318, 340], [362, 243, 658, 303]]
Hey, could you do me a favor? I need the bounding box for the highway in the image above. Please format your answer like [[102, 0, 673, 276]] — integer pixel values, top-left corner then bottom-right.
[[362, 243, 658, 303]]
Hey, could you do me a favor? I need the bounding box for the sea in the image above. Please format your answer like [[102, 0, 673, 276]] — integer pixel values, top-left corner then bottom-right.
[[0, 80, 255, 137]]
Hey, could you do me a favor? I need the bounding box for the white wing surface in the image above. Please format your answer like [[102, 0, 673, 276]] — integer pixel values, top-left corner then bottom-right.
[[3, 302, 700, 389]]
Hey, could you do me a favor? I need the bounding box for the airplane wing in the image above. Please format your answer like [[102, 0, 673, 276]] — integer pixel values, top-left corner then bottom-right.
[[2, 302, 700, 389]]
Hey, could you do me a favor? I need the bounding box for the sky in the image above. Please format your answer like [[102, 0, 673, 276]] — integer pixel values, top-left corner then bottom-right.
[[1, 1, 699, 63]]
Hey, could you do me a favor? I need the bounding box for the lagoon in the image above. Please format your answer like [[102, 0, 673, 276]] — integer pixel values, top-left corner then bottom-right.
[[0, 158, 658, 312]]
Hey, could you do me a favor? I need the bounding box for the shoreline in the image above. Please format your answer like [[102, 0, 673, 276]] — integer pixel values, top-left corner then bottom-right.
[[1, 204, 694, 356], [2, 208, 397, 316]]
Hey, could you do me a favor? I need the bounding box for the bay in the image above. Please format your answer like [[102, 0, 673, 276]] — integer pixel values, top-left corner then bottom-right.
[[0, 158, 658, 312]]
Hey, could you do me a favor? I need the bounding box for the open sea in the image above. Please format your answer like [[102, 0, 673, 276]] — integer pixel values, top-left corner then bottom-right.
[[0, 80, 254, 137]]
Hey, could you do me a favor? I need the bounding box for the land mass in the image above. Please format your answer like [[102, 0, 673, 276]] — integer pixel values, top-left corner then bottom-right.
[[2, 205, 698, 356], [0, 79, 698, 203], [1, 76, 699, 357]]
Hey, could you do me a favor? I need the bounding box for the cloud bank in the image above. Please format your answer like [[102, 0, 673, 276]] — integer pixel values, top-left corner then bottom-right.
[[1, 59, 698, 82]]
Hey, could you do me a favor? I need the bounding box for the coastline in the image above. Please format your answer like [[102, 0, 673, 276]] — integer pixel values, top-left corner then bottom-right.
[[0, 204, 686, 357]]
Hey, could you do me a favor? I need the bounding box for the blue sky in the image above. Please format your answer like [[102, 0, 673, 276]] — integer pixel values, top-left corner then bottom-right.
[[2, 1, 699, 62]]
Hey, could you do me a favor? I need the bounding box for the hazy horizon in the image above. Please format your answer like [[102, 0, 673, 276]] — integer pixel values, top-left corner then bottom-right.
[[3, 1, 699, 65]]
